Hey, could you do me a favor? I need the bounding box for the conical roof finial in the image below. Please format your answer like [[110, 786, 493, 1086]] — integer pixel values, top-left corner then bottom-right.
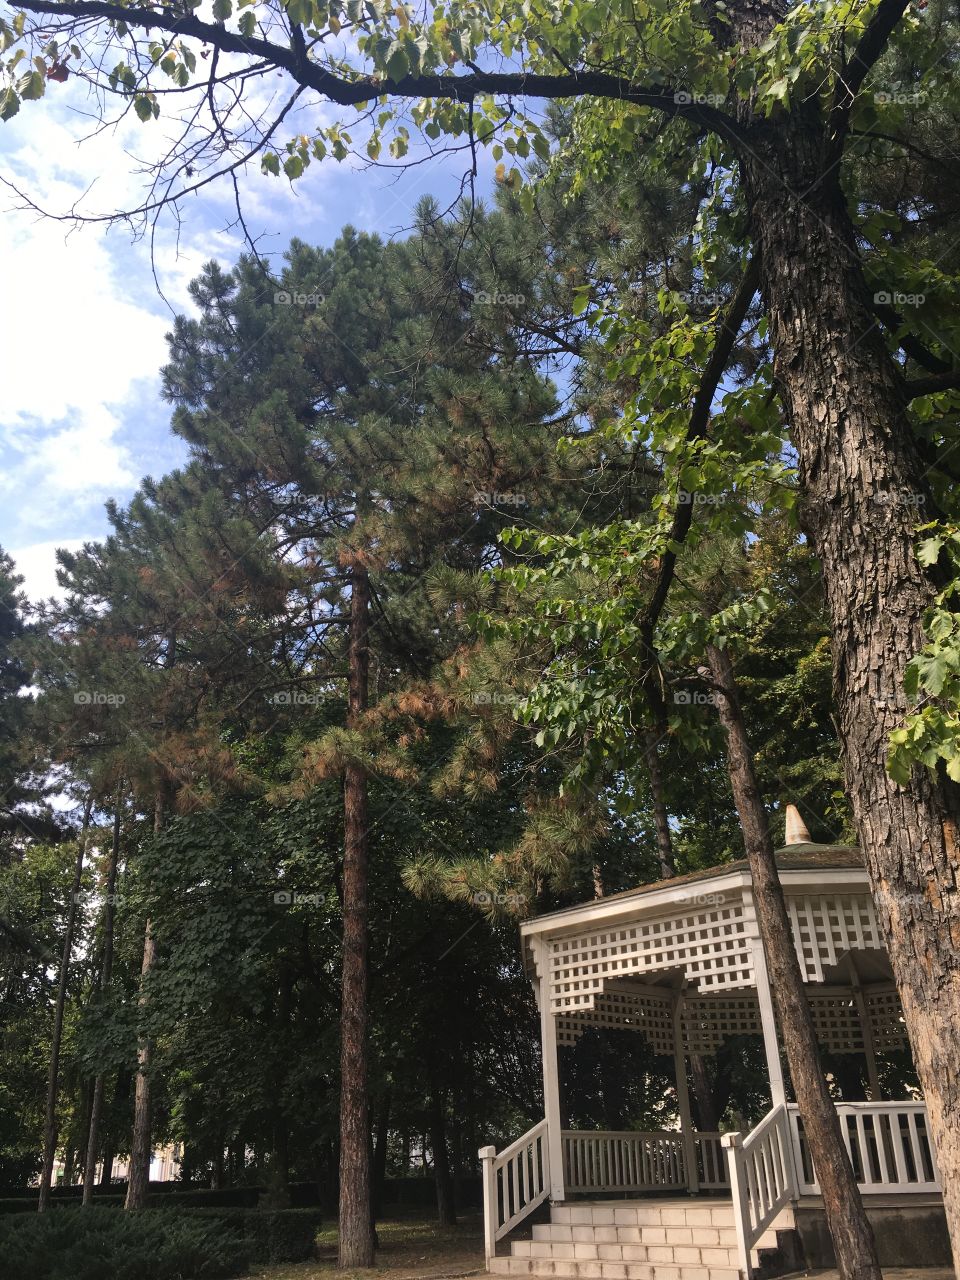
[[784, 803, 812, 845]]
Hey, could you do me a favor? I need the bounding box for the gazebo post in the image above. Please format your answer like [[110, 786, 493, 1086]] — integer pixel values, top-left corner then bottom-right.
[[847, 955, 882, 1100], [751, 937, 787, 1107], [673, 992, 699, 1194], [538, 971, 566, 1201]]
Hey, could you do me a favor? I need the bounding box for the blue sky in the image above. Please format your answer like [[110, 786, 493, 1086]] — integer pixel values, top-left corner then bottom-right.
[[0, 73, 495, 601]]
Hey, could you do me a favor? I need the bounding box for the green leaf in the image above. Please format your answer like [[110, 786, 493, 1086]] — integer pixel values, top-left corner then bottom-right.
[[260, 151, 281, 176], [134, 94, 154, 122], [384, 42, 409, 82], [918, 536, 943, 567], [213, 0, 233, 18], [283, 154, 304, 179], [0, 87, 19, 121]]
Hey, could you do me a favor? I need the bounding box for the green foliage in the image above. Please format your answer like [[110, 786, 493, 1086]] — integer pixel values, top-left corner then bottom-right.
[[0, 1207, 249, 1279]]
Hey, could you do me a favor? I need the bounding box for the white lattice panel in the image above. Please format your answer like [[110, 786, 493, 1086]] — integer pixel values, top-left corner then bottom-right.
[[786, 894, 882, 980], [682, 995, 761, 1053], [866, 986, 910, 1051], [547, 903, 753, 1013], [556, 988, 676, 1053], [808, 993, 864, 1052]]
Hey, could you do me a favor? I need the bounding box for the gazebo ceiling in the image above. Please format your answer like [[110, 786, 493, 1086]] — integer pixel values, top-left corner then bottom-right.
[[521, 845, 891, 1029]]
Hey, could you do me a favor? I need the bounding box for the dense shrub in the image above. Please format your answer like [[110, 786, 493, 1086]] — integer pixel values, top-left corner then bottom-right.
[[151, 1187, 259, 1210], [0, 1207, 249, 1279]]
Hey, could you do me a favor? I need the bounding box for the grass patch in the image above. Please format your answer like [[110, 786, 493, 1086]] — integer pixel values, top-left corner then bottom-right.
[[252, 1211, 484, 1280]]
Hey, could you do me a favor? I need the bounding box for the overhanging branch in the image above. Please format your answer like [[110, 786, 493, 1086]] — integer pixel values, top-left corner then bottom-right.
[[13, 0, 745, 142]]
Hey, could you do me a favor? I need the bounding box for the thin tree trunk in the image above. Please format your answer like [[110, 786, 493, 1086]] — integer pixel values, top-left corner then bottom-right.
[[706, 643, 881, 1280], [338, 561, 375, 1268], [125, 789, 166, 1210], [83, 796, 122, 1205], [38, 795, 93, 1212], [429, 1086, 456, 1226], [372, 1091, 390, 1220], [643, 738, 716, 1130], [644, 730, 674, 880]]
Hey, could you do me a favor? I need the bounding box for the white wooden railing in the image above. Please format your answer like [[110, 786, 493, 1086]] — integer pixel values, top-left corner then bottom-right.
[[723, 1104, 798, 1279], [479, 1120, 550, 1262], [787, 1101, 940, 1194], [561, 1129, 728, 1193]]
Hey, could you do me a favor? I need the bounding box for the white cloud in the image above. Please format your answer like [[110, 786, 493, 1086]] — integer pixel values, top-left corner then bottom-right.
[[9, 537, 87, 603]]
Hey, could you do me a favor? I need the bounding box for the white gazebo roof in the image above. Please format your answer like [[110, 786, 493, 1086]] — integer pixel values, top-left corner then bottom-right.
[[520, 843, 907, 1057]]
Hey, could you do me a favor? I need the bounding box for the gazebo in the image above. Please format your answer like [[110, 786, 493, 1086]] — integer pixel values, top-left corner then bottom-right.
[[479, 816, 943, 1278]]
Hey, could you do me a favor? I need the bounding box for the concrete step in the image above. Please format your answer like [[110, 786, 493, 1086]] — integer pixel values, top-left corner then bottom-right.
[[489, 1257, 741, 1279], [531, 1223, 744, 1249], [511, 1239, 740, 1268], [549, 1204, 737, 1229]]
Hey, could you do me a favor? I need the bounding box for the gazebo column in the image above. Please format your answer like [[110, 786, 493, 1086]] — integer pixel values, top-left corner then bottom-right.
[[847, 956, 882, 1100], [673, 992, 699, 1194], [751, 938, 787, 1107], [538, 973, 566, 1201]]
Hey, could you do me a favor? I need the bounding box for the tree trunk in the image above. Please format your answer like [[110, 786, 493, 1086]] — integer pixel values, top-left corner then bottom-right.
[[83, 796, 122, 1206], [706, 643, 881, 1280], [338, 561, 375, 1268], [689, 1053, 720, 1132], [732, 92, 960, 1270], [38, 795, 93, 1212], [371, 1091, 390, 1219], [644, 730, 674, 880], [429, 1086, 457, 1226], [125, 789, 166, 1210]]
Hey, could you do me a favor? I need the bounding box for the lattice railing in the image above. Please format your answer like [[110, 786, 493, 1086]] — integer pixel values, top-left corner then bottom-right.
[[787, 1101, 940, 1194], [560, 1129, 728, 1193]]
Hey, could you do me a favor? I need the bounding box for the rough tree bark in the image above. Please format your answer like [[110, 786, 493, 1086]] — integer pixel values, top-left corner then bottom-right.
[[706, 643, 881, 1280], [729, 57, 960, 1275], [338, 561, 375, 1268], [38, 795, 93, 1212], [82, 795, 122, 1205], [644, 730, 675, 880]]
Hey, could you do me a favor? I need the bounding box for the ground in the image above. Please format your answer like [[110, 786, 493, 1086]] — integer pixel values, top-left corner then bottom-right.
[[787, 1273, 954, 1279], [256, 1211, 485, 1280]]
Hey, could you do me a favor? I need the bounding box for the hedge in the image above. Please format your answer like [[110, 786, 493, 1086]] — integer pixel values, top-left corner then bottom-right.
[[0, 1207, 249, 1280]]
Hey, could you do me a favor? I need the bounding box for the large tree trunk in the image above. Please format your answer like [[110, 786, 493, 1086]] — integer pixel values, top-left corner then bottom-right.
[[706, 644, 881, 1280], [644, 730, 674, 880], [83, 796, 122, 1205], [730, 66, 960, 1266], [38, 796, 93, 1212], [338, 562, 375, 1268], [125, 789, 166, 1210]]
